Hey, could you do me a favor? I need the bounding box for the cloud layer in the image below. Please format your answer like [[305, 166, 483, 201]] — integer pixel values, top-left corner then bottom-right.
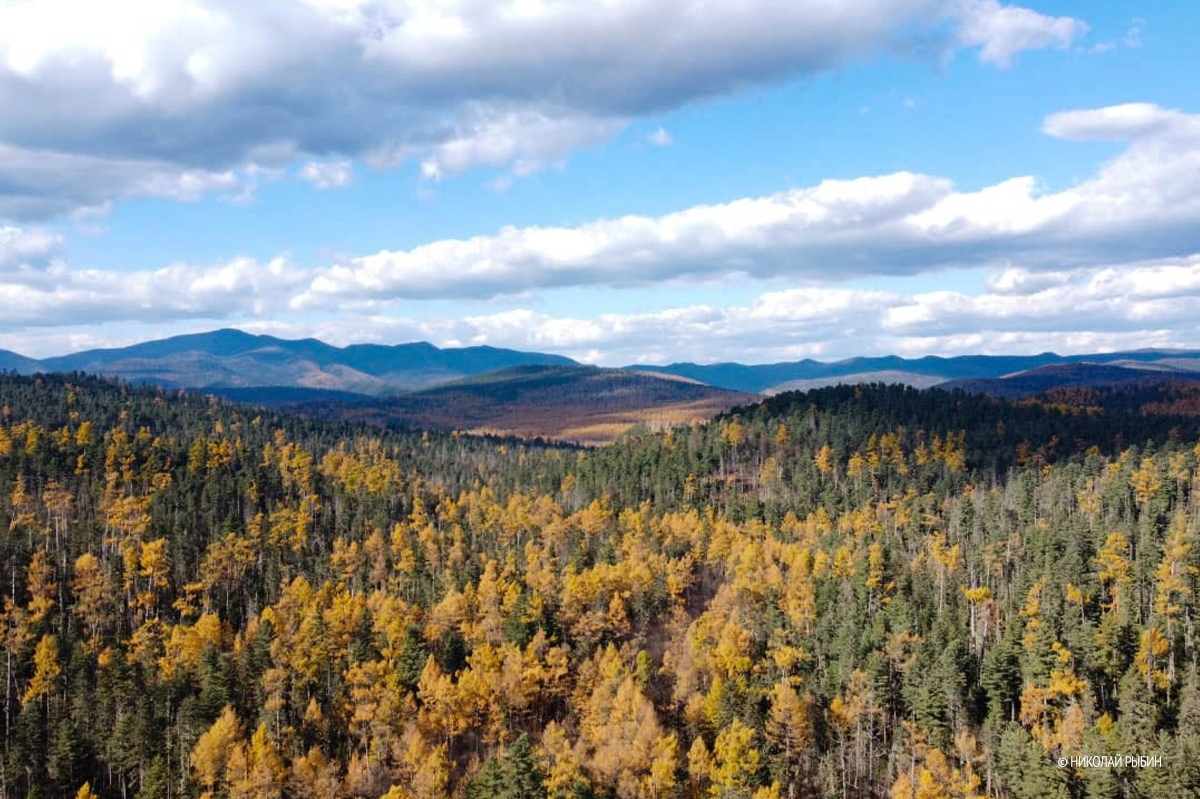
[[297, 104, 1200, 303], [5, 103, 1198, 365], [0, 0, 1086, 219], [268, 253, 1200, 365], [9, 252, 1197, 365]]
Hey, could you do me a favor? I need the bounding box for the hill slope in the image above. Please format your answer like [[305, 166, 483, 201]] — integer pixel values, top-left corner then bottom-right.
[[289, 364, 756, 444], [0, 349, 41, 373], [941, 362, 1200, 398]]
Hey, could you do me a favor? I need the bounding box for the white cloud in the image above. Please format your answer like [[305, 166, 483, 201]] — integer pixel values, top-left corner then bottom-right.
[[414, 108, 624, 181], [11, 250, 1200, 365], [0, 0, 1087, 219], [0, 142, 248, 219], [409, 254, 1200, 363], [985, 267, 1073, 295], [231, 254, 1200, 364], [294, 104, 1200, 303], [299, 160, 354, 190], [0, 256, 306, 329], [1041, 103, 1186, 141], [13, 99, 1200, 365], [883, 254, 1200, 337], [952, 0, 1086, 67], [0, 225, 62, 270], [295, 171, 947, 303]]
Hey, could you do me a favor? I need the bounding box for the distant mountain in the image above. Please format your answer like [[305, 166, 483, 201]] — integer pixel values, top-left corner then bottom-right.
[[638, 350, 1200, 393], [285, 364, 756, 445], [30, 328, 577, 394], [0, 349, 41, 373], [11, 329, 1200, 402], [941, 362, 1200, 398]]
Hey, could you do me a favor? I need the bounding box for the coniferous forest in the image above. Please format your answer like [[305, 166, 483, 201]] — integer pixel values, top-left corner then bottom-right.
[[4, 372, 1200, 799]]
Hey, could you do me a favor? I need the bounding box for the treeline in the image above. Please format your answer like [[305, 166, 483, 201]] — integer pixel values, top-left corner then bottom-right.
[[0, 373, 1198, 798]]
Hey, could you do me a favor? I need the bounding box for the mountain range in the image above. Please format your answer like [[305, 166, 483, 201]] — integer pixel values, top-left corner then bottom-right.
[[1, 329, 575, 395], [8, 329, 1200, 444], [6, 329, 1200, 396], [634, 350, 1200, 394]]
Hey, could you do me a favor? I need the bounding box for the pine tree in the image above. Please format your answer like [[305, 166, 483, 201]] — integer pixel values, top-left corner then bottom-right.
[[466, 755, 506, 799], [47, 718, 89, 796], [136, 755, 171, 799], [1172, 673, 1200, 798], [505, 734, 548, 799]]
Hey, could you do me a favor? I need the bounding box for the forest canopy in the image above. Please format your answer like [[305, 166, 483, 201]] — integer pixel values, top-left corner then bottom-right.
[[1, 372, 1198, 799]]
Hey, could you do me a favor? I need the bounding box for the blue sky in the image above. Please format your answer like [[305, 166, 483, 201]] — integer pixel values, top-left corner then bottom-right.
[[1, 0, 1198, 364]]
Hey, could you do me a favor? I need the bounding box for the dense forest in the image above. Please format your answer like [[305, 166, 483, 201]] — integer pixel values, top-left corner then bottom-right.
[[2, 372, 1200, 799]]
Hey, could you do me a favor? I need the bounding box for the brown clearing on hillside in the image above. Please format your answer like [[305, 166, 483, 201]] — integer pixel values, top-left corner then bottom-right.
[[463, 396, 747, 445], [325, 367, 756, 445]]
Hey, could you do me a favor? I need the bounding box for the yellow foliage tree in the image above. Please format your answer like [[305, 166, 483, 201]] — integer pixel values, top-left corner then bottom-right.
[[226, 724, 285, 799], [711, 719, 761, 798], [1135, 627, 1171, 691], [26, 548, 57, 625], [687, 736, 713, 799], [22, 634, 61, 706], [72, 553, 113, 648], [288, 747, 342, 799], [1096, 533, 1133, 613], [191, 706, 242, 797], [765, 680, 811, 799], [1130, 457, 1162, 505]]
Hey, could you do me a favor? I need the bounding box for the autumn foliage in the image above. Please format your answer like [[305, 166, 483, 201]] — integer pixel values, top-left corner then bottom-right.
[[1, 374, 1199, 798]]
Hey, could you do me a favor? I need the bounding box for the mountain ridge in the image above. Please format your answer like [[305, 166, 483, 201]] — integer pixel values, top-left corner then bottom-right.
[[7, 328, 1200, 397], [631, 350, 1200, 393], [16, 328, 577, 394], [940, 362, 1200, 398]]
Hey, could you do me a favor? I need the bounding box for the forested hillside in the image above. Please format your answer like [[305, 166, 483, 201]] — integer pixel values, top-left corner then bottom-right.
[[2, 374, 1200, 799], [296, 366, 754, 445]]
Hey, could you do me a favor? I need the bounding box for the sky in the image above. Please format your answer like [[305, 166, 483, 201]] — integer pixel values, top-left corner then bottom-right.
[[1, 0, 1198, 366]]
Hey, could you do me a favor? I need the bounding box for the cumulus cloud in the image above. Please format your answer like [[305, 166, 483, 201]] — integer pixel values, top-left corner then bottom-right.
[[952, 0, 1086, 67], [1041, 103, 1186, 140], [293, 104, 1200, 303], [883, 255, 1200, 338], [294, 172, 947, 304], [10, 250, 1200, 364], [351, 254, 1200, 363], [0, 0, 1086, 218], [0, 143, 246, 220], [0, 256, 305, 329], [11, 99, 1200, 365], [229, 253, 1200, 364], [409, 109, 625, 181]]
